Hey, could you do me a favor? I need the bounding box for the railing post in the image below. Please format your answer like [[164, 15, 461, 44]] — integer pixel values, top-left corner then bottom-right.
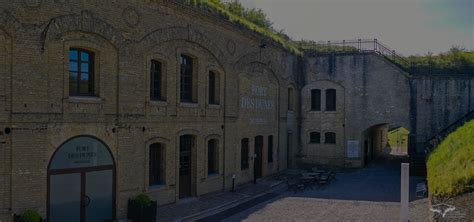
[[342, 40, 345, 51], [328, 41, 331, 52], [358, 39, 361, 51], [374, 38, 377, 52]]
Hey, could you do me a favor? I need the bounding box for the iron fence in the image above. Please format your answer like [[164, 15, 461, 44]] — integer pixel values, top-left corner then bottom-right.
[[299, 39, 411, 70]]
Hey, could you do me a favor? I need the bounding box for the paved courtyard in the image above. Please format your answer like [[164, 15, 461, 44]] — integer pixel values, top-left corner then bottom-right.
[[212, 156, 430, 221]]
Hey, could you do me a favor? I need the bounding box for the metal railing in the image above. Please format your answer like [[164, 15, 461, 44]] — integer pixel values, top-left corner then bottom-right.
[[424, 110, 474, 154], [299, 39, 411, 70]]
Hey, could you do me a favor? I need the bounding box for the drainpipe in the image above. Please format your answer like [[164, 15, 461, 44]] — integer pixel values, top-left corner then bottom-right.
[[222, 65, 227, 191]]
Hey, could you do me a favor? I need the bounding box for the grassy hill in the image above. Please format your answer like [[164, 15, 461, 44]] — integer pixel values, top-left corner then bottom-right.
[[427, 120, 474, 197]]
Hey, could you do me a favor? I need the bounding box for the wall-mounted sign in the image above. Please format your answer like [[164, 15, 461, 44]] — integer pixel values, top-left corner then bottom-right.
[[49, 137, 113, 170], [347, 140, 360, 158], [241, 85, 274, 110]]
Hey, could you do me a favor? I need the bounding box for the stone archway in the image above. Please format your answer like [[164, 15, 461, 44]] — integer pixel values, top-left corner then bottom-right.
[[47, 136, 115, 222]]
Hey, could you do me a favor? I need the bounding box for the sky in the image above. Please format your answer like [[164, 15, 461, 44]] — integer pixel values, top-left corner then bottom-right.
[[239, 0, 473, 55]]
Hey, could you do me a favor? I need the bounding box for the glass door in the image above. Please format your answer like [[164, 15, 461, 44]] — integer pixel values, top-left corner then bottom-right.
[[85, 170, 113, 222], [49, 173, 81, 222]]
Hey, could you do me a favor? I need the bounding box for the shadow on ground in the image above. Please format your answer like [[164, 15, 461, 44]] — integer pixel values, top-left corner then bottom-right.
[[200, 155, 428, 222]]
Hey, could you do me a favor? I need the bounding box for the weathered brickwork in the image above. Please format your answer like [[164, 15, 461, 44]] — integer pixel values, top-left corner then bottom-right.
[[1, 0, 473, 221], [0, 1, 299, 220]]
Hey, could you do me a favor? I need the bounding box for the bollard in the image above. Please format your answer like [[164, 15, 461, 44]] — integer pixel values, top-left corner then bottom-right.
[[231, 174, 236, 192], [401, 163, 409, 222]]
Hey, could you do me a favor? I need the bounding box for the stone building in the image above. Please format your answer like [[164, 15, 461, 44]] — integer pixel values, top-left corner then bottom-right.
[[0, 1, 298, 221], [0, 0, 473, 221]]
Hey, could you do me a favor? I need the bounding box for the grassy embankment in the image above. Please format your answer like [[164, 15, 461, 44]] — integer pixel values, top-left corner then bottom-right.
[[427, 120, 474, 197]]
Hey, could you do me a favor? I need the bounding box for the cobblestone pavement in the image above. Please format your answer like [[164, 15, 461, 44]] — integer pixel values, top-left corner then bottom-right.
[[223, 196, 429, 222], [155, 178, 282, 221], [222, 156, 430, 222]]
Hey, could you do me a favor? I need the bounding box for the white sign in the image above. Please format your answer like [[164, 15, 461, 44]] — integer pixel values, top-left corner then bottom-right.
[[347, 140, 360, 158]]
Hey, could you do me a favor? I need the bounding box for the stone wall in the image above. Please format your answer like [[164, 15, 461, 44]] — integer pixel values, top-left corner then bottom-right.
[[410, 76, 474, 153], [301, 52, 474, 167], [0, 0, 299, 220]]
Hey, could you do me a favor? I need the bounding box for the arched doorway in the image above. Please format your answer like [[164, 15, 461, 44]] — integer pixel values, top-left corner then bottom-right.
[[179, 134, 195, 199], [47, 136, 115, 222]]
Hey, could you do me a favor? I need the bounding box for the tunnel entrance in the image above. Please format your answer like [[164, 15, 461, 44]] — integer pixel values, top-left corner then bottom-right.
[[362, 124, 409, 166]]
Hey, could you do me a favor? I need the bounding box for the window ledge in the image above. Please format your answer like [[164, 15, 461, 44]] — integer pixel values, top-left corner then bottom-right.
[[207, 173, 220, 179], [180, 102, 199, 108], [208, 104, 221, 109], [66, 96, 104, 104], [147, 184, 167, 191], [148, 100, 168, 106]]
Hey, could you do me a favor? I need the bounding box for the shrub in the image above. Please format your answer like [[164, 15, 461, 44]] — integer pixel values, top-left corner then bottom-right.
[[20, 209, 41, 222], [133, 193, 152, 206]]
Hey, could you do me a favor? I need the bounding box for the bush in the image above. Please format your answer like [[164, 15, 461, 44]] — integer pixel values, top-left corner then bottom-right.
[[133, 193, 152, 206], [19, 209, 41, 222]]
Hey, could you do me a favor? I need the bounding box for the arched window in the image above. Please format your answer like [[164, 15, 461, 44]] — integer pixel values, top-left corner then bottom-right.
[[268, 135, 274, 163], [208, 139, 218, 175], [326, 89, 336, 111], [208, 71, 220, 105], [241, 138, 249, 170], [311, 89, 321, 111], [149, 143, 165, 186], [325, 132, 336, 144], [69, 48, 95, 96], [180, 55, 195, 103], [310, 132, 320, 144], [150, 60, 166, 101]]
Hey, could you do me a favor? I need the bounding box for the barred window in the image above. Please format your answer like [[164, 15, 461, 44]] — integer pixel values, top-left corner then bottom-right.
[[149, 143, 165, 186], [69, 48, 94, 96]]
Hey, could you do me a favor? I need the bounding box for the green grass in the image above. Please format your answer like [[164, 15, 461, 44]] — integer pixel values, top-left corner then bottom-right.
[[427, 120, 474, 197], [185, 0, 302, 55]]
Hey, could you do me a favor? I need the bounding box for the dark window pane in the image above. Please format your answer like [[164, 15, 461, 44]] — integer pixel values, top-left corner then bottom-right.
[[268, 136, 273, 163], [209, 72, 217, 105], [150, 60, 162, 101], [310, 132, 320, 143], [325, 132, 336, 144], [208, 139, 218, 175], [69, 72, 77, 95], [311, 89, 321, 111], [288, 88, 293, 111], [241, 138, 249, 170], [80, 72, 89, 81], [149, 143, 165, 186], [180, 55, 193, 102], [326, 89, 336, 111]]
